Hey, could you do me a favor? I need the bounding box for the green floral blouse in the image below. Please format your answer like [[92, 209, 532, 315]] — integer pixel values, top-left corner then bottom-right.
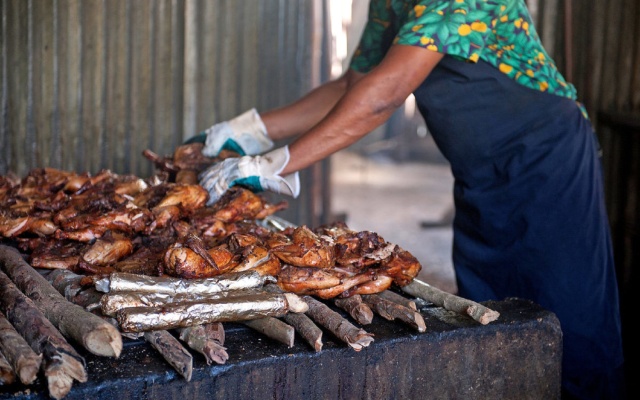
[[350, 0, 577, 100]]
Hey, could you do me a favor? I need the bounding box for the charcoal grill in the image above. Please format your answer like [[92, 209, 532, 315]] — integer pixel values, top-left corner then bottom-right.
[[0, 297, 561, 400]]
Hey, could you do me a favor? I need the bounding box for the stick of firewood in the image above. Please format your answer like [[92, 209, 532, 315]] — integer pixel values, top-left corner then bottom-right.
[[41, 269, 103, 311], [334, 295, 374, 325], [281, 312, 323, 352], [41, 269, 85, 299], [242, 317, 295, 347], [361, 294, 426, 332], [102, 316, 143, 340], [0, 350, 15, 385], [402, 279, 500, 325], [176, 323, 228, 365], [69, 287, 104, 312], [144, 330, 193, 381], [263, 284, 323, 351], [303, 296, 374, 351], [0, 271, 87, 400], [117, 292, 308, 332], [377, 290, 417, 311], [0, 245, 122, 358], [108, 305, 213, 378], [0, 311, 42, 385]]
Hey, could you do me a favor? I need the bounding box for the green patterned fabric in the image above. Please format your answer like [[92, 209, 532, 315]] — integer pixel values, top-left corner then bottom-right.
[[350, 0, 577, 100]]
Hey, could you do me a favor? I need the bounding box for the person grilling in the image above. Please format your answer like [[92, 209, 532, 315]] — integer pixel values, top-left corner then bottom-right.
[[187, 1, 625, 398]]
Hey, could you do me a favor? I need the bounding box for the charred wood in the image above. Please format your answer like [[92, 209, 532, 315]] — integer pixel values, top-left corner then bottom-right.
[[176, 323, 228, 365], [0, 245, 122, 358], [361, 294, 426, 332], [0, 271, 87, 400], [334, 295, 374, 325], [0, 350, 15, 385], [402, 279, 500, 325], [0, 310, 42, 385], [377, 290, 417, 311], [41, 269, 104, 311], [242, 317, 295, 348], [281, 312, 323, 352], [263, 283, 323, 351], [303, 296, 374, 351], [144, 330, 193, 381]]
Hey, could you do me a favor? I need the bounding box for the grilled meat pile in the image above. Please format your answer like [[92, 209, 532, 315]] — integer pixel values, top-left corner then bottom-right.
[[0, 144, 421, 299]]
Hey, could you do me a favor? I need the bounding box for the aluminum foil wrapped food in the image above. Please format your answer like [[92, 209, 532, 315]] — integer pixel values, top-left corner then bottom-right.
[[116, 291, 308, 332], [95, 270, 275, 295], [100, 288, 267, 317]]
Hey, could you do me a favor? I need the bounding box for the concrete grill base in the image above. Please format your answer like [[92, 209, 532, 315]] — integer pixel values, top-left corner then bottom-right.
[[0, 297, 561, 400]]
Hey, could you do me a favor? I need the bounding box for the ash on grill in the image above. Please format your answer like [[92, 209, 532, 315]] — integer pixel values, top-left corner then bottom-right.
[[0, 144, 498, 399]]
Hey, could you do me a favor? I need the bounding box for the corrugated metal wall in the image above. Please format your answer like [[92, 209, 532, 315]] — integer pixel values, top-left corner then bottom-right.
[[0, 0, 328, 226], [3, 0, 639, 247], [532, 0, 640, 116]]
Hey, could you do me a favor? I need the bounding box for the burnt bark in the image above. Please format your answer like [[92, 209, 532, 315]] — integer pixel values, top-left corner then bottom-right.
[[334, 295, 374, 325], [242, 317, 295, 348], [144, 330, 193, 381], [0, 310, 42, 385], [0, 270, 87, 399], [0, 350, 15, 385], [42, 269, 104, 311], [0, 245, 122, 357], [402, 279, 500, 325], [281, 312, 323, 352], [377, 290, 417, 311], [362, 294, 426, 332], [303, 296, 374, 351], [176, 323, 228, 365]]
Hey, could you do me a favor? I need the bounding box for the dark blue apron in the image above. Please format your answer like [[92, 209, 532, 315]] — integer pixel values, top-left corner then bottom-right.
[[413, 55, 624, 399]]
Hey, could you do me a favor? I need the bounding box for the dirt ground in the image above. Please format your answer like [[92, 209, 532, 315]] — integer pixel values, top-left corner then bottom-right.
[[331, 149, 458, 294]]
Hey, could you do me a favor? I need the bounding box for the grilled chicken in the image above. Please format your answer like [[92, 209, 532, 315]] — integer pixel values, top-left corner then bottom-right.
[[81, 233, 135, 266], [269, 225, 336, 269], [276, 264, 342, 293], [1, 158, 422, 301]]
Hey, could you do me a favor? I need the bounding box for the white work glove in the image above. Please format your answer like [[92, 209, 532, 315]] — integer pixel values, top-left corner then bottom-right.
[[186, 108, 274, 156], [199, 146, 300, 206]]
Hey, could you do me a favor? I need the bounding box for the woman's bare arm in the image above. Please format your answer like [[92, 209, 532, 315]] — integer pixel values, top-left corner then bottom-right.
[[282, 45, 444, 174], [261, 70, 365, 141]]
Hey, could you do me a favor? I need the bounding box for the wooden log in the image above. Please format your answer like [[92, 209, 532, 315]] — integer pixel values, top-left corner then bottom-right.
[[281, 312, 323, 352], [0, 350, 15, 385], [402, 279, 500, 325], [263, 284, 322, 351], [41, 269, 86, 299], [0, 245, 122, 358], [102, 316, 143, 341], [144, 330, 193, 381], [303, 296, 374, 351], [176, 323, 228, 365], [0, 310, 42, 385], [377, 290, 417, 311], [41, 269, 103, 311], [334, 295, 374, 325], [242, 317, 295, 347], [361, 294, 426, 332], [69, 287, 104, 312], [0, 271, 87, 400]]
